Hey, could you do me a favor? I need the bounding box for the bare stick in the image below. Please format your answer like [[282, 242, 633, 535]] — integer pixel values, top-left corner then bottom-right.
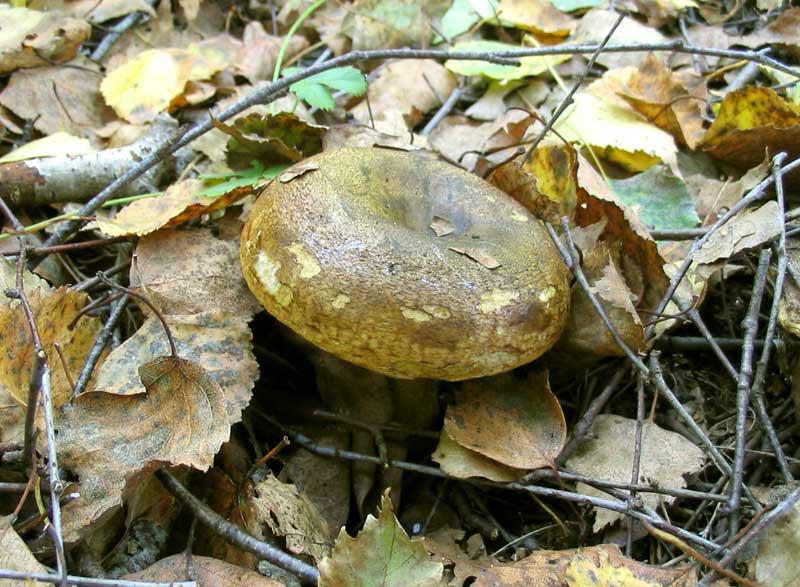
[[0, 569, 194, 587], [155, 468, 320, 585], [71, 293, 130, 400], [749, 154, 794, 482], [728, 248, 771, 535], [34, 45, 800, 257]]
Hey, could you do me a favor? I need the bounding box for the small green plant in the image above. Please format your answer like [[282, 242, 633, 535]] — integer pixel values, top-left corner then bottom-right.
[[283, 66, 367, 111]]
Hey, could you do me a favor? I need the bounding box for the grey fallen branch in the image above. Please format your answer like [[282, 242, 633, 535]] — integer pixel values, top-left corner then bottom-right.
[[34, 41, 799, 258], [1, 117, 187, 207]]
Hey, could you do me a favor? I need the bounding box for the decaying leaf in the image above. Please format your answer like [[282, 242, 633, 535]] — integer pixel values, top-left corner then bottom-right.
[[496, 0, 574, 41], [57, 355, 229, 539], [101, 44, 231, 123], [240, 474, 333, 563], [448, 246, 501, 269], [574, 9, 668, 69], [0, 6, 90, 74], [0, 287, 102, 409], [0, 515, 49, 581], [341, 0, 439, 50], [554, 92, 680, 176], [93, 312, 256, 424], [692, 201, 782, 265], [430, 216, 455, 237], [617, 53, 705, 149], [565, 414, 705, 532], [444, 370, 566, 470], [350, 59, 456, 132], [753, 484, 800, 587], [432, 429, 522, 482], [428, 534, 696, 586], [319, 491, 444, 587], [131, 228, 262, 317], [700, 86, 800, 171], [124, 553, 283, 586]]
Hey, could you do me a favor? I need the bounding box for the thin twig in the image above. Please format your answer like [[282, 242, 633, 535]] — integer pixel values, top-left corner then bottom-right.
[[0, 570, 194, 587], [728, 248, 771, 535], [71, 293, 130, 400], [155, 468, 320, 585]]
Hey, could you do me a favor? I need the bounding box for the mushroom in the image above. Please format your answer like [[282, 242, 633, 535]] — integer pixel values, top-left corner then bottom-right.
[[239, 147, 570, 381]]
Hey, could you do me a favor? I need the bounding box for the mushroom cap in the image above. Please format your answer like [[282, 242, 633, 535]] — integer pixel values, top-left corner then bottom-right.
[[240, 147, 570, 380]]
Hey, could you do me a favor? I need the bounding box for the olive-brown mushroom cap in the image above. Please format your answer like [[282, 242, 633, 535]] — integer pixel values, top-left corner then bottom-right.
[[240, 147, 570, 380]]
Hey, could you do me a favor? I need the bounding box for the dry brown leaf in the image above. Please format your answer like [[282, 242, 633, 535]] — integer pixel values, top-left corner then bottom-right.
[[432, 430, 522, 482], [93, 312, 256, 424], [752, 484, 800, 587], [0, 7, 90, 74], [350, 59, 456, 132], [779, 239, 800, 338], [0, 516, 49, 585], [565, 414, 705, 531], [340, 0, 437, 51], [444, 370, 566, 470], [0, 56, 110, 139], [58, 355, 229, 539], [241, 474, 333, 563], [66, 0, 157, 22], [97, 179, 250, 237], [692, 201, 782, 265], [0, 287, 102, 410], [131, 228, 262, 317], [235, 22, 308, 83], [618, 53, 705, 149], [575, 157, 670, 315], [283, 426, 352, 535], [430, 539, 696, 586], [124, 553, 283, 586], [553, 240, 644, 362], [574, 9, 667, 69], [689, 159, 769, 222], [700, 86, 800, 171]]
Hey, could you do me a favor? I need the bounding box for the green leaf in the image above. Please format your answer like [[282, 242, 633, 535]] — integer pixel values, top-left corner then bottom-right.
[[609, 165, 700, 230], [446, 40, 569, 80], [319, 492, 442, 587], [437, 0, 498, 42], [199, 163, 286, 198], [549, 0, 603, 11], [285, 66, 367, 111]]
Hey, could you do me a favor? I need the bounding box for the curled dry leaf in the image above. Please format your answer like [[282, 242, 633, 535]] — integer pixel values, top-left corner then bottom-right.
[[0, 7, 90, 74], [350, 60, 456, 132], [565, 414, 705, 532], [97, 179, 251, 237], [432, 430, 522, 482], [93, 312, 257, 424], [699, 86, 800, 172], [57, 355, 229, 540], [616, 54, 705, 149], [444, 370, 566, 470], [0, 515, 49, 581], [430, 216, 455, 237], [575, 157, 670, 316], [0, 56, 110, 139], [131, 227, 262, 318], [319, 491, 443, 587], [241, 474, 332, 563], [692, 201, 782, 265], [124, 553, 283, 587]]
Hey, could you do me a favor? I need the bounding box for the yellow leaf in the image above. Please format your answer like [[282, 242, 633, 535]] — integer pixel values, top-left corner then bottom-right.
[[100, 46, 230, 123], [0, 132, 94, 163], [555, 92, 679, 175]]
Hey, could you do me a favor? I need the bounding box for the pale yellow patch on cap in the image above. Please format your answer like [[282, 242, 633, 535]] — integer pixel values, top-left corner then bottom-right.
[[538, 285, 557, 303], [401, 307, 432, 322], [287, 242, 321, 279], [332, 294, 351, 309], [423, 305, 451, 319], [255, 250, 292, 307], [478, 289, 519, 313], [511, 211, 529, 222]]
